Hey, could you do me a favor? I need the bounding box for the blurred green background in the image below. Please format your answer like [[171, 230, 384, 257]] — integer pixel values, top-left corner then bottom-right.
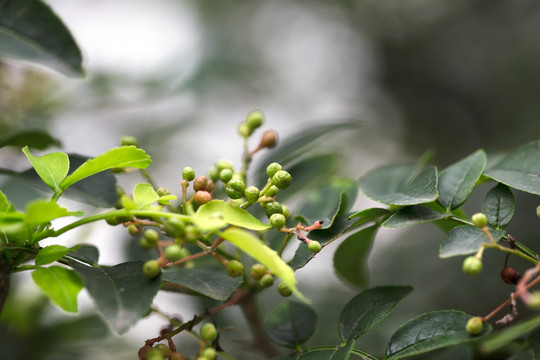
[[2, 0, 540, 359]]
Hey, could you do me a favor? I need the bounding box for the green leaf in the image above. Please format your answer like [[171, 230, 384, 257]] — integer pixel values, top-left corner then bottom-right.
[[264, 301, 317, 348], [67, 245, 99, 266], [439, 225, 505, 258], [31, 266, 83, 313], [35, 245, 70, 265], [193, 200, 271, 232], [132, 183, 159, 208], [385, 311, 490, 360], [0, 130, 60, 150], [161, 265, 242, 301], [22, 146, 69, 191], [0, 211, 27, 234], [25, 199, 82, 226], [0, 0, 83, 76], [333, 225, 378, 288], [339, 286, 413, 342], [484, 140, 540, 196], [220, 227, 306, 302], [383, 206, 451, 228], [358, 163, 438, 206], [69, 260, 161, 334], [437, 150, 486, 211], [481, 183, 514, 229], [347, 208, 390, 223], [0, 190, 9, 213], [61, 147, 152, 191], [480, 313, 540, 353], [297, 342, 356, 360]]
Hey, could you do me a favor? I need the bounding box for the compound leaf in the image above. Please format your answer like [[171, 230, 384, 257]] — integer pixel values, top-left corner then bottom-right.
[[194, 200, 271, 232]]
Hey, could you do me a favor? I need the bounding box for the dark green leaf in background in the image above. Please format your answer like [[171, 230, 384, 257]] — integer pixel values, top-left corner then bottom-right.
[[0, 0, 84, 76], [339, 286, 413, 342], [264, 301, 317, 348], [480, 313, 540, 354], [506, 350, 534, 360], [437, 150, 486, 211], [358, 163, 438, 206], [383, 205, 451, 228], [0, 130, 60, 150], [439, 225, 505, 258], [481, 183, 514, 229], [66, 245, 99, 266], [297, 341, 355, 360], [385, 310, 491, 360], [69, 260, 161, 334]]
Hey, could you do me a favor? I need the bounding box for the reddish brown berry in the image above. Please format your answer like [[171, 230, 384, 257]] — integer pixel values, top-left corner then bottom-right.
[[259, 130, 278, 149], [194, 190, 212, 205], [501, 267, 521, 285]]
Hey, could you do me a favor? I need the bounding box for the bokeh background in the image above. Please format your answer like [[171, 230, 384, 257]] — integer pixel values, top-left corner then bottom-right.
[[2, 0, 540, 359]]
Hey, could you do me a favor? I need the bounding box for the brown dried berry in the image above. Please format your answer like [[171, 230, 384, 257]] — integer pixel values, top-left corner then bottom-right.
[[501, 267, 521, 285]]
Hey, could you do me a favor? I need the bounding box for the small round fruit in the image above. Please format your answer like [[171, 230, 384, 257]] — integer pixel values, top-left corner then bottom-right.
[[201, 323, 218, 341], [264, 202, 283, 217], [182, 167, 196, 181], [277, 282, 292, 297], [194, 191, 213, 205], [260, 274, 274, 288], [184, 225, 199, 243], [153, 343, 171, 358], [266, 162, 282, 178], [308, 241, 322, 253], [193, 176, 209, 192], [529, 291, 540, 310], [226, 260, 244, 277], [462, 256, 482, 276], [270, 213, 286, 229], [501, 267, 521, 285], [164, 218, 186, 238], [139, 238, 154, 250], [120, 135, 138, 147], [219, 169, 234, 183], [226, 186, 244, 200], [143, 260, 161, 279], [165, 245, 183, 261], [471, 213, 488, 228], [282, 204, 291, 220], [265, 185, 279, 197], [250, 264, 267, 279], [144, 229, 160, 245], [208, 167, 219, 182], [259, 130, 278, 149], [156, 187, 170, 196], [244, 186, 260, 203], [228, 179, 246, 193], [128, 224, 139, 236], [537, 205, 540, 218], [466, 316, 484, 335], [216, 160, 234, 172], [169, 352, 186, 360], [238, 122, 251, 137], [246, 110, 264, 130], [145, 348, 164, 360], [272, 170, 292, 189], [202, 348, 217, 360]]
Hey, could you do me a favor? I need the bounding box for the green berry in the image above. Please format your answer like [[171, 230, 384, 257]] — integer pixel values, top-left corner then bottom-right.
[[270, 213, 286, 229], [465, 316, 484, 335], [264, 201, 283, 217], [153, 343, 171, 358], [120, 135, 138, 147], [277, 282, 292, 297], [537, 205, 540, 218], [265, 185, 279, 197], [529, 291, 540, 310], [145, 348, 164, 360], [165, 245, 183, 261], [219, 169, 234, 183], [169, 352, 185, 360], [250, 264, 267, 279], [266, 162, 282, 178], [193, 176, 209, 192], [106, 217, 121, 226], [139, 238, 154, 250], [156, 187, 170, 196], [143, 260, 161, 278], [260, 274, 274, 288], [182, 167, 196, 181], [238, 122, 251, 137], [244, 186, 260, 202], [208, 166, 219, 182], [184, 225, 199, 243], [164, 218, 186, 238], [194, 190, 213, 205], [462, 256, 482, 276], [228, 179, 246, 193], [200, 323, 218, 341], [128, 224, 139, 236], [202, 348, 217, 360], [226, 260, 244, 277], [216, 160, 234, 172], [246, 110, 264, 130], [471, 213, 488, 228], [272, 170, 292, 189], [282, 204, 291, 220], [226, 187, 244, 200], [308, 241, 322, 253], [144, 229, 160, 245]]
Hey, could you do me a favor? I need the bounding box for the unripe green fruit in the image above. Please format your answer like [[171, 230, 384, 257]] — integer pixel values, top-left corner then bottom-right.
[[226, 260, 244, 277], [219, 169, 234, 183], [200, 323, 218, 341], [208, 167, 219, 182], [153, 343, 171, 358], [143, 260, 161, 279], [272, 170, 292, 189], [266, 162, 282, 178], [164, 218, 186, 238], [260, 274, 274, 288], [216, 159, 234, 172], [238, 122, 251, 137], [537, 205, 540, 218], [120, 135, 138, 147], [156, 187, 170, 197], [308, 241, 322, 253], [277, 282, 292, 297], [193, 176, 209, 192], [145, 348, 164, 360], [270, 213, 286, 229], [228, 179, 246, 193], [184, 225, 199, 243], [264, 201, 283, 217], [144, 229, 160, 245], [225, 187, 244, 200], [282, 204, 291, 220], [169, 352, 185, 360], [471, 213, 488, 228], [529, 291, 540, 310], [202, 348, 217, 360], [265, 185, 279, 197], [246, 110, 264, 130], [182, 167, 196, 181], [128, 224, 139, 236], [259, 130, 278, 149], [139, 238, 154, 250], [194, 191, 213, 205], [462, 256, 482, 276], [244, 186, 260, 202], [106, 217, 121, 226], [250, 263, 267, 279], [165, 244, 183, 261], [465, 316, 484, 335]]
